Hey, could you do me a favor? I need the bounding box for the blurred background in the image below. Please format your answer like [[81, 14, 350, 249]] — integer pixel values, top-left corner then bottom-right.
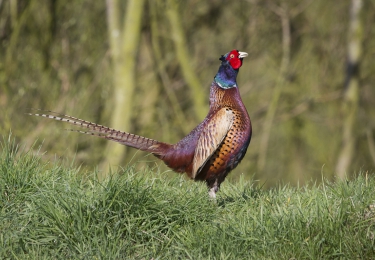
[[1, 0, 374, 187]]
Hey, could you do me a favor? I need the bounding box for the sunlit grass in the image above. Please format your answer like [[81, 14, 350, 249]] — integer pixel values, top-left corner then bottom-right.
[[1, 137, 374, 259]]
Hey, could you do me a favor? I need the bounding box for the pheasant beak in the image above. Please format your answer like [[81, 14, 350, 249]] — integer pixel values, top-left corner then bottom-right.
[[238, 51, 248, 58]]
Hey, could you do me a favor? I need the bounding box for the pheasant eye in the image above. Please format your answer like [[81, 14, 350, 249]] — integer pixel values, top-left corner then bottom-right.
[[230, 54, 235, 58]]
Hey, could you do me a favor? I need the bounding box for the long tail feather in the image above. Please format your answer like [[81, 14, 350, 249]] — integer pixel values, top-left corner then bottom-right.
[[29, 110, 169, 153]]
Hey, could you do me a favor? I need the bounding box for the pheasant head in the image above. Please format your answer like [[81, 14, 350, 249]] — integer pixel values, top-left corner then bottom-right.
[[214, 50, 248, 89]]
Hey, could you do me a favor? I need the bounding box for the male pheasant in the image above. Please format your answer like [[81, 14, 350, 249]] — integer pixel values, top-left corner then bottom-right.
[[32, 50, 252, 198]]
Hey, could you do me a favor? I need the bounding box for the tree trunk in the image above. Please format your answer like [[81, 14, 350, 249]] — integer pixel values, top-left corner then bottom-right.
[[335, 0, 363, 179], [149, 0, 188, 133], [257, 0, 313, 172], [104, 0, 145, 169], [166, 0, 207, 121], [257, 2, 290, 171]]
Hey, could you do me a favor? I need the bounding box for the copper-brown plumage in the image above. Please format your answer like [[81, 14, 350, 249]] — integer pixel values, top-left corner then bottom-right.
[[31, 50, 252, 198]]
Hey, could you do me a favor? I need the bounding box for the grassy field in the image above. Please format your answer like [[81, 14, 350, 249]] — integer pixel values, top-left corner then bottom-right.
[[1, 137, 374, 259]]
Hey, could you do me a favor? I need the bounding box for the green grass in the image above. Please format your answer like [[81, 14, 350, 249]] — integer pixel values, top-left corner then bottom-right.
[[1, 137, 374, 259]]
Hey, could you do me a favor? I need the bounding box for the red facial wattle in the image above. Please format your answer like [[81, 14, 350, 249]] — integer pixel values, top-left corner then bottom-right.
[[226, 50, 242, 70]]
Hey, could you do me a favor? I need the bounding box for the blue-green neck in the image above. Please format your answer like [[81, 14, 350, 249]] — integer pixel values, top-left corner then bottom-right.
[[214, 62, 239, 89]]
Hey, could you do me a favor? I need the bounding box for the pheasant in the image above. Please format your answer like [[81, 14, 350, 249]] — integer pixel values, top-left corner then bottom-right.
[[31, 50, 252, 198]]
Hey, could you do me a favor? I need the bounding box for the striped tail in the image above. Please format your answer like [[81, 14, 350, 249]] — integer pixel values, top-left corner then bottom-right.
[[29, 110, 170, 154]]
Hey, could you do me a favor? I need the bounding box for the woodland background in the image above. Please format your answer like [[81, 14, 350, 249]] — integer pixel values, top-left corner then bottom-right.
[[1, 0, 374, 187]]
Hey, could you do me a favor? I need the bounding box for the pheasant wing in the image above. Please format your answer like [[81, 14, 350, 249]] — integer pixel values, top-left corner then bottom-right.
[[192, 108, 234, 178]]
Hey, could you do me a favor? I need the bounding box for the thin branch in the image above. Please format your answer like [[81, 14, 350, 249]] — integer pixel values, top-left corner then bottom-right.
[[290, 0, 314, 17], [277, 91, 341, 122]]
